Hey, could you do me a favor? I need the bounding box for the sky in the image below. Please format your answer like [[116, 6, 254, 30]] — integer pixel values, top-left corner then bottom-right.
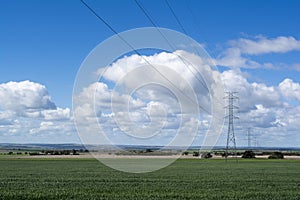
[[0, 0, 300, 147]]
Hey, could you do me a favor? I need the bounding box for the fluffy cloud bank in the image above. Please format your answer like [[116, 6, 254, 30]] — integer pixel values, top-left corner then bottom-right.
[[74, 50, 300, 147], [74, 50, 224, 146], [221, 70, 281, 111], [1, 45, 300, 146], [0, 80, 75, 143], [0, 80, 56, 111], [221, 69, 300, 146]]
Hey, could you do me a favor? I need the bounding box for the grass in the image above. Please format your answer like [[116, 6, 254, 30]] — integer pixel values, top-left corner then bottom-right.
[[0, 158, 299, 199]]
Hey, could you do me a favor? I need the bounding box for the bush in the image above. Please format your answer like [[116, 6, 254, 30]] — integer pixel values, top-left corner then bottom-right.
[[268, 152, 284, 159], [72, 149, 79, 155], [29, 152, 40, 156], [242, 150, 256, 158], [145, 149, 153, 153], [193, 151, 199, 157], [201, 152, 212, 159], [182, 151, 189, 156], [63, 150, 71, 155]]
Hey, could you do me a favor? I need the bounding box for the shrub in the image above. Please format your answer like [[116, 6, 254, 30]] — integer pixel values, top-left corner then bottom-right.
[[145, 149, 153, 153], [29, 152, 40, 156], [268, 152, 284, 159], [242, 150, 256, 158], [72, 149, 79, 155], [201, 152, 212, 159], [193, 151, 199, 157]]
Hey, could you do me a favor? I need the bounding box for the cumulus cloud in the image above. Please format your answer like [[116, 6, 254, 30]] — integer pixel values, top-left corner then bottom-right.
[[221, 70, 281, 111], [216, 36, 300, 69], [0, 80, 76, 143], [279, 78, 300, 102], [217, 48, 260, 69], [0, 80, 56, 111], [217, 68, 300, 147], [102, 50, 225, 113], [74, 50, 300, 146], [231, 36, 300, 55], [1, 49, 299, 146], [0, 111, 15, 125], [0, 80, 72, 121], [74, 50, 225, 145], [244, 104, 277, 128], [42, 108, 71, 121]]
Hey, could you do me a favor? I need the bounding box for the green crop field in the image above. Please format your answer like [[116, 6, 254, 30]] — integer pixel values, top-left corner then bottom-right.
[[0, 158, 299, 199]]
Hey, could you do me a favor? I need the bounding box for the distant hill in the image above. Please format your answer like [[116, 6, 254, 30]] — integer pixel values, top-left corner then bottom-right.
[[0, 143, 86, 150], [0, 143, 299, 151]]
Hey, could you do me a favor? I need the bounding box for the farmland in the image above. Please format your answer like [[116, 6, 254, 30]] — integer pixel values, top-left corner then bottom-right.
[[0, 158, 300, 199]]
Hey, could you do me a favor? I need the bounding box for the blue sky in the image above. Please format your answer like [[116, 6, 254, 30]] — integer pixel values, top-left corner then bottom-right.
[[1, 0, 300, 147]]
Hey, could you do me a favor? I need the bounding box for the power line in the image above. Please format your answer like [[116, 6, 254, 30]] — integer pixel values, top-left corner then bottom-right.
[[134, 0, 158, 28], [134, 0, 213, 95], [80, 0, 217, 117], [80, 0, 118, 35], [164, 0, 204, 60], [165, 0, 188, 37], [133, 0, 226, 120], [184, 1, 212, 53], [163, 0, 225, 108]]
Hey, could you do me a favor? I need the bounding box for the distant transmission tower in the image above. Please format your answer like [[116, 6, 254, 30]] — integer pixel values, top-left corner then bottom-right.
[[224, 92, 239, 160], [247, 127, 251, 149]]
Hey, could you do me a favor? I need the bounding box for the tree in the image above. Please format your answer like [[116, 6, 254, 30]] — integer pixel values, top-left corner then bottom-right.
[[268, 152, 284, 159], [145, 149, 153, 153], [193, 151, 199, 157], [242, 150, 256, 158], [201, 152, 212, 159], [72, 149, 79, 155]]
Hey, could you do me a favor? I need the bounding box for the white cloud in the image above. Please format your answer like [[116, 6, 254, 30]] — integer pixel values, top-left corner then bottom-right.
[[1, 48, 299, 146], [219, 70, 300, 146], [279, 78, 300, 102], [231, 36, 300, 55], [221, 70, 281, 111], [74, 50, 225, 145], [0, 111, 15, 125], [74, 50, 300, 146], [0, 80, 56, 111], [245, 104, 277, 128], [216, 36, 300, 69], [42, 108, 71, 121], [103, 50, 224, 113], [29, 121, 74, 136], [216, 48, 259, 69], [0, 80, 77, 143]]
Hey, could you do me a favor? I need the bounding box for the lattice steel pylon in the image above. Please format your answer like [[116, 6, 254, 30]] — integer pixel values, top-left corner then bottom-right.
[[224, 92, 239, 161], [247, 127, 251, 149]]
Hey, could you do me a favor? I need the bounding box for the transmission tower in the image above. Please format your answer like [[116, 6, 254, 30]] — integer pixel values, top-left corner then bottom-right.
[[247, 127, 251, 149], [224, 92, 239, 160]]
